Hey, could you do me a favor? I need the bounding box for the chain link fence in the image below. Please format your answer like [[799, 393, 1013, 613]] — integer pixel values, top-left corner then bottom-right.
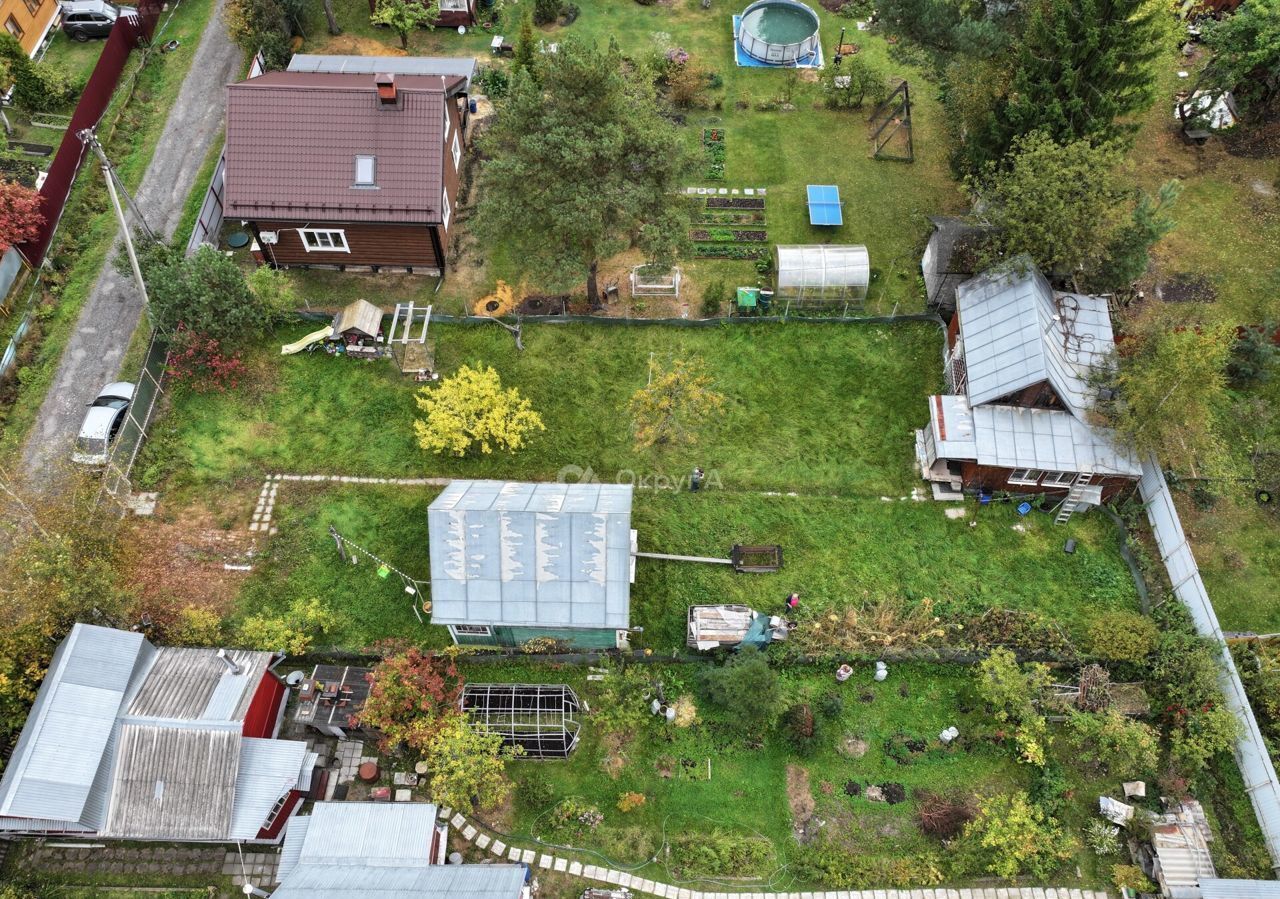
[[97, 331, 168, 514]]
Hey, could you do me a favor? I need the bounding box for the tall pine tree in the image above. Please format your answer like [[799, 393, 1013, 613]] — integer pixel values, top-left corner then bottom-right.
[[962, 0, 1165, 172]]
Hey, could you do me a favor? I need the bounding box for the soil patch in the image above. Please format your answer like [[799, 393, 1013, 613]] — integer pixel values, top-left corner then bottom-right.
[[1225, 120, 1280, 159], [601, 731, 630, 779], [120, 494, 259, 627], [1159, 274, 1217, 303], [879, 782, 907, 804], [312, 34, 408, 57], [786, 764, 820, 843]]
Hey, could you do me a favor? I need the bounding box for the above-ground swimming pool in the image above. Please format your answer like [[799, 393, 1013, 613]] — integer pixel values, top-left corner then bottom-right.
[[736, 0, 821, 65]]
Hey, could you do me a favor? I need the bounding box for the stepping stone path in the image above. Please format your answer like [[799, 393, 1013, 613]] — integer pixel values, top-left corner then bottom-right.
[[438, 807, 1113, 899]]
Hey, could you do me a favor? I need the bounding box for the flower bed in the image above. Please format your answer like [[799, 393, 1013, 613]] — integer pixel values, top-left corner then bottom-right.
[[693, 211, 767, 225], [707, 196, 765, 209], [703, 128, 725, 181]]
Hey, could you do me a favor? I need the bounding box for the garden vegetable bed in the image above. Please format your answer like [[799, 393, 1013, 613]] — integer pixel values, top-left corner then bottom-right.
[[690, 229, 768, 242], [708, 196, 766, 209], [703, 128, 725, 181]]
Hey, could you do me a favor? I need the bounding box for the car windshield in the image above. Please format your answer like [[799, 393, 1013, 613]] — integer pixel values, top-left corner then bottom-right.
[[97, 397, 129, 409], [76, 435, 106, 455]]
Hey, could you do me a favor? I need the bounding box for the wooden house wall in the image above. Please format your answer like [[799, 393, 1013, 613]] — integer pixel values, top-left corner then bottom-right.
[[251, 220, 443, 270], [959, 462, 1135, 502]]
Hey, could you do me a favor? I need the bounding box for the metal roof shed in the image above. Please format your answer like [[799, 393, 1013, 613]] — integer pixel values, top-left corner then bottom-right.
[[774, 244, 870, 310]]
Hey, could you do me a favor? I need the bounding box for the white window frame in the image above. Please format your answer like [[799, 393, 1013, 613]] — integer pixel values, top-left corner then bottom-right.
[[354, 155, 376, 188], [1044, 471, 1075, 486], [1008, 469, 1043, 486], [443, 104, 451, 142], [441, 189, 451, 230], [439, 0, 467, 10], [451, 624, 491, 637], [299, 228, 350, 253], [451, 132, 462, 171]]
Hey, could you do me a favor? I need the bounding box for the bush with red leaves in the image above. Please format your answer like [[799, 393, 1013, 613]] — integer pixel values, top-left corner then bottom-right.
[[165, 325, 248, 392]]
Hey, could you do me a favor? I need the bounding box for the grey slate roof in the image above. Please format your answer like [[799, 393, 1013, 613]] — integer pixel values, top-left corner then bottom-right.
[[956, 260, 1115, 419], [103, 725, 241, 840], [273, 861, 527, 899], [428, 481, 633, 630], [928, 394, 1141, 477], [0, 623, 309, 841], [125, 646, 272, 722], [288, 53, 478, 90]]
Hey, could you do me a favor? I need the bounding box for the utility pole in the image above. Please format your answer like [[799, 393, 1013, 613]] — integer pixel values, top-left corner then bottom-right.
[[78, 128, 152, 308]]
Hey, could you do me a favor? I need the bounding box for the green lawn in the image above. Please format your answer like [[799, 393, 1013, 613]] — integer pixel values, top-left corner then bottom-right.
[[289, 0, 963, 314], [229, 483, 1137, 653], [143, 320, 942, 495]]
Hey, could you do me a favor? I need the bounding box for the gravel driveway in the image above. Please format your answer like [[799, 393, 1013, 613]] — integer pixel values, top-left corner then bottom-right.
[[20, 0, 242, 479]]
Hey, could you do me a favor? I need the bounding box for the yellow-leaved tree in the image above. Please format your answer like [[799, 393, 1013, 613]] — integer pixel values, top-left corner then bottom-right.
[[424, 715, 522, 814], [414, 364, 546, 457], [627, 356, 726, 450]]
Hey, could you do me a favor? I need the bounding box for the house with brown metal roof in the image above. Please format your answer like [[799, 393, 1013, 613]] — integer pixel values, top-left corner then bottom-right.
[[225, 67, 470, 276]]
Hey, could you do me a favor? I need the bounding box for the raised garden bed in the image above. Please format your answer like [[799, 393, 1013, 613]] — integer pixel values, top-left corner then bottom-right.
[[703, 128, 725, 181], [707, 196, 765, 209], [693, 211, 767, 225], [690, 228, 768, 242], [692, 244, 766, 259]]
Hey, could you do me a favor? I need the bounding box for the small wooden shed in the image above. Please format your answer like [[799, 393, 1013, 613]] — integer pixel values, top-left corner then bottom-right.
[[331, 299, 386, 346]]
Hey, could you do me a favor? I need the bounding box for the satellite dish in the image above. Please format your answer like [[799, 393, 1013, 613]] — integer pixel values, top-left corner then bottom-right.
[[286, 670, 307, 686]]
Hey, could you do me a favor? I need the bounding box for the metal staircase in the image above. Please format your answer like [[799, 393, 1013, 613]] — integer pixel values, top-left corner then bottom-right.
[[1055, 473, 1096, 525]]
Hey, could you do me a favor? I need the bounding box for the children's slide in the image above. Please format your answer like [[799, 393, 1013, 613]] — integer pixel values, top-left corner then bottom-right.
[[281, 327, 333, 355]]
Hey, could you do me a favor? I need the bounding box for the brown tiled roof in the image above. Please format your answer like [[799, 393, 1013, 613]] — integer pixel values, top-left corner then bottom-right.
[[225, 71, 463, 224]]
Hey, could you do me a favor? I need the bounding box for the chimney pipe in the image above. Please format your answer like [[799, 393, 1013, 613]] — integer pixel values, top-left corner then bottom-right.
[[216, 648, 243, 676], [376, 73, 397, 106]]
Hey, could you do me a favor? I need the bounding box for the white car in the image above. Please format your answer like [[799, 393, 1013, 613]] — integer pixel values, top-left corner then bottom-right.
[[72, 382, 135, 467]]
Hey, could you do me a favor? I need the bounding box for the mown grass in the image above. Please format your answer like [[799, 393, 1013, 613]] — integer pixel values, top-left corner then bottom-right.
[[231, 480, 1137, 653], [0, 0, 223, 459], [144, 320, 942, 495], [290, 0, 963, 314]]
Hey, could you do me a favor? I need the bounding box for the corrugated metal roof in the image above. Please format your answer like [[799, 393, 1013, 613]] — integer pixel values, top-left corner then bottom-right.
[[1201, 881, 1280, 899], [1153, 814, 1216, 899], [273, 861, 526, 899], [278, 814, 311, 880], [126, 646, 272, 722], [225, 71, 457, 224], [0, 624, 309, 842], [287, 54, 477, 90], [229, 738, 312, 839], [428, 481, 633, 629], [775, 245, 870, 290], [291, 802, 440, 866], [0, 624, 151, 825], [102, 724, 241, 840], [956, 260, 1114, 420], [928, 395, 1141, 477]]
